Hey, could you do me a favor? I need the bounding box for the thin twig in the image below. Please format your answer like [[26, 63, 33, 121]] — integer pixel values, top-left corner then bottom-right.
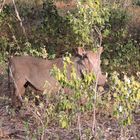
[[28, 105, 45, 140], [92, 25, 103, 137], [12, 0, 27, 40], [0, 96, 10, 101], [77, 113, 82, 140], [94, 26, 102, 47], [7, 23, 20, 49], [0, 0, 6, 13], [92, 72, 99, 136]]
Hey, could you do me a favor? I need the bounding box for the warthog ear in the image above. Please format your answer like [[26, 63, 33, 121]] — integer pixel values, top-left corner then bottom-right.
[[75, 47, 86, 57], [97, 47, 103, 55]]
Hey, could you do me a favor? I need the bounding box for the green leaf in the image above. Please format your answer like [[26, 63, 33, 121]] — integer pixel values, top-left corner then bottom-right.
[[61, 120, 68, 128]]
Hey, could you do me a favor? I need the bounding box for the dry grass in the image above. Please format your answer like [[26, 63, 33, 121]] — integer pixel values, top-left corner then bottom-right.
[[127, 6, 140, 42], [55, 0, 76, 10], [128, 6, 140, 27]]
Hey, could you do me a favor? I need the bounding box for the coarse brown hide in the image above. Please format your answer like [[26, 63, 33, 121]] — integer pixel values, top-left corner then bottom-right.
[[8, 47, 106, 107]]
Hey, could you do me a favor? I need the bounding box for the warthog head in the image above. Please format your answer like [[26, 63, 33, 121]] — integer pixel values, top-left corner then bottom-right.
[[8, 47, 107, 107]]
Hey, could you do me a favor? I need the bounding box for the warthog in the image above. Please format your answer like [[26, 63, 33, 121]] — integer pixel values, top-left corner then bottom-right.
[[8, 47, 106, 107]]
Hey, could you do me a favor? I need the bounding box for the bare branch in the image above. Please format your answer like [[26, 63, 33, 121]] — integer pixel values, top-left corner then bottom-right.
[[77, 113, 82, 140], [94, 26, 102, 47], [0, 0, 6, 13], [12, 0, 27, 40], [92, 71, 99, 136]]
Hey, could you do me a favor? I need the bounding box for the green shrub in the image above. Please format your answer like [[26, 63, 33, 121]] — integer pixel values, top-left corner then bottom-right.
[[108, 8, 130, 30], [41, 0, 110, 50], [102, 6, 139, 76], [65, 0, 110, 48], [41, 0, 70, 51], [133, 0, 140, 6], [109, 72, 140, 126], [0, 0, 110, 60], [102, 40, 140, 75], [49, 54, 97, 128]]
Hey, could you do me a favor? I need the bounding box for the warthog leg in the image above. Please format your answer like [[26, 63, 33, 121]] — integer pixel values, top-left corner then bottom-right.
[[9, 65, 26, 107]]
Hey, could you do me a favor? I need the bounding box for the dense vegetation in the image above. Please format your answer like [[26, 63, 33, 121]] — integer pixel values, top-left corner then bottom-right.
[[0, 0, 140, 139]]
